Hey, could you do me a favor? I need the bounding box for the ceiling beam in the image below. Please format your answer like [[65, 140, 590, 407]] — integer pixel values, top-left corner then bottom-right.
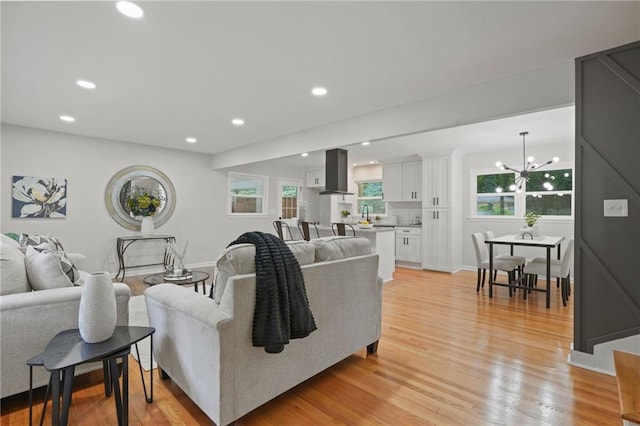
[[211, 61, 575, 170]]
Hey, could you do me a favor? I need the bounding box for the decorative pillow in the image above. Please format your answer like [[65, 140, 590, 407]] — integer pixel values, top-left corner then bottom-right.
[[212, 243, 256, 303], [312, 236, 371, 262], [19, 234, 65, 251], [19, 234, 79, 282], [24, 246, 74, 290], [4, 232, 20, 243], [285, 240, 316, 265]]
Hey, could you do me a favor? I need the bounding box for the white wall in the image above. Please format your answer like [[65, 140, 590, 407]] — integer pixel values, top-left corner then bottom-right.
[[1, 124, 305, 274], [461, 142, 575, 269]]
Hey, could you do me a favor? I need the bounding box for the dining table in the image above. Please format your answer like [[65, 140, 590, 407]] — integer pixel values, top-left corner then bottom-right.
[[485, 234, 565, 308]]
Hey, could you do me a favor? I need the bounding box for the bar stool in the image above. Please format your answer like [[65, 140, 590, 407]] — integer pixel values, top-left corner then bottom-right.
[[273, 220, 294, 240], [297, 221, 319, 241], [332, 223, 356, 236]]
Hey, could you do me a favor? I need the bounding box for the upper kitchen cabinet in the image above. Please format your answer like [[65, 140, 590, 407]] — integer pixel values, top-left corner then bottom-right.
[[382, 160, 422, 202], [423, 155, 451, 208], [305, 169, 325, 188]]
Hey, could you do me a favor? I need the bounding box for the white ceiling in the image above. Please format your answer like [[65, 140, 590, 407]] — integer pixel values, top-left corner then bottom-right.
[[2, 1, 639, 168]]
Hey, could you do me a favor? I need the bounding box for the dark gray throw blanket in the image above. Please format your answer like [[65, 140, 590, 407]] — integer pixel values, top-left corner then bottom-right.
[[227, 231, 317, 353]]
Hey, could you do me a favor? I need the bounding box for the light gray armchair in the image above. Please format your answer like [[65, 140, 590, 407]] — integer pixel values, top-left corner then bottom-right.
[[0, 234, 130, 398]]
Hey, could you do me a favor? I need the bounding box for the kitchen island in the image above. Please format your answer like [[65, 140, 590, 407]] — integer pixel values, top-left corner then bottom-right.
[[315, 225, 395, 282]]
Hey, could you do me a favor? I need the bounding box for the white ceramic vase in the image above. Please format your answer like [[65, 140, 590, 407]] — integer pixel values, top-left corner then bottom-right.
[[140, 216, 155, 236], [78, 271, 117, 343]]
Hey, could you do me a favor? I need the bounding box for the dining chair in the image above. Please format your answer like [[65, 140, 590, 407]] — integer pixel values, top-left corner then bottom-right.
[[272, 220, 294, 241], [471, 233, 522, 294], [332, 222, 356, 237], [297, 221, 319, 241], [523, 239, 574, 306], [483, 231, 526, 280]]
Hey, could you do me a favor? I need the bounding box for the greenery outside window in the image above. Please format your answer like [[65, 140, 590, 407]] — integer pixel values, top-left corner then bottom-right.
[[357, 181, 385, 215], [228, 172, 268, 215], [471, 166, 573, 218], [525, 168, 573, 216], [476, 172, 516, 216]]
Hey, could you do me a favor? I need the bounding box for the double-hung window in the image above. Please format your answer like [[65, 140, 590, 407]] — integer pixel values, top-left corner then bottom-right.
[[524, 168, 573, 215], [475, 172, 516, 216], [228, 172, 268, 215], [357, 180, 385, 215], [471, 165, 573, 218]]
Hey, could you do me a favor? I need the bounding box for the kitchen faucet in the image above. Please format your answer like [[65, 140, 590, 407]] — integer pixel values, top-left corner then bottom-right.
[[362, 205, 370, 222]]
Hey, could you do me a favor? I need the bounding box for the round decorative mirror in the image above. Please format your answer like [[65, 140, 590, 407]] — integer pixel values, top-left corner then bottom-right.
[[105, 165, 176, 231]]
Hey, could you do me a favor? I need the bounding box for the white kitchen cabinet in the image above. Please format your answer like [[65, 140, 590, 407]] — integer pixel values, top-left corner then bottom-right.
[[382, 160, 421, 202], [382, 163, 402, 202], [395, 227, 421, 263], [420, 149, 461, 272], [402, 161, 422, 201], [305, 169, 325, 188], [422, 209, 451, 271], [423, 155, 450, 208]]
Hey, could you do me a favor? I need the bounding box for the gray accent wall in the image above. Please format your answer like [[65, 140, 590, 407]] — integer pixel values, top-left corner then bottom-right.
[[574, 41, 640, 353]]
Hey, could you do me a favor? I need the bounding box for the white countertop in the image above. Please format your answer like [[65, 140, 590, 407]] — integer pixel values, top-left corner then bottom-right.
[[315, 225, 394, 233]]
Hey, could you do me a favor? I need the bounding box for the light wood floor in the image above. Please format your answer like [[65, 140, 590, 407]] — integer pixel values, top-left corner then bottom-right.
[[1, 268, 621, 425]]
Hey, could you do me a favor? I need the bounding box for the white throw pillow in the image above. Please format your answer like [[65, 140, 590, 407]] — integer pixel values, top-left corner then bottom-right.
[[312, 236, 371, 261], [0, 239, 29, 294], [24, 246, 73, 290], [19, 234, 79, 282]]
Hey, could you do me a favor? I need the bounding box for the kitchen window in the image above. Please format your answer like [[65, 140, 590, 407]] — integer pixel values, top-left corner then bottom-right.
[[228, 172, 268, 215], [357, 180, 385, 215], [471, 165, 573, 218]]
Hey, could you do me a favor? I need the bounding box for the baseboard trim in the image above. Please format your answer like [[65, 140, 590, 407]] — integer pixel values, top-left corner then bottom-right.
[[568, 334, 640, 376]]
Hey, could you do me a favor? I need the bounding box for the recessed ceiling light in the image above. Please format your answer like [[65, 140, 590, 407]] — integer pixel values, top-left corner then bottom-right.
[[232, 118, 245, 126], [186, 137, 197, 144], [59, 115, 75, 122], [369, 161, 377, 164], [311, 87, 328, 97], [116, 1, 144, 19], [76, 80, 96, 90], [361, 141, 370, 146], [301, 153, 309, 157], [353, 163, 358, 166]]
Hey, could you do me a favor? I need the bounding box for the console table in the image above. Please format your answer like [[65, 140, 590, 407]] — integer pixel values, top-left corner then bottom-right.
[[115, 235, 175, 282]]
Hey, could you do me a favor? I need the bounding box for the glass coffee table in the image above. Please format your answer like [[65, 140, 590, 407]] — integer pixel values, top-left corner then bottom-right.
[[143, 270, 210, 294]]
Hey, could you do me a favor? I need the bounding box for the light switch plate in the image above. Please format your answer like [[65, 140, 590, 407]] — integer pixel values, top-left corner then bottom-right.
[[603, 199, 628, 217]]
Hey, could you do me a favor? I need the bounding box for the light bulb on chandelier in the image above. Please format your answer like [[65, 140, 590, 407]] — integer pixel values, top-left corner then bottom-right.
[[495, 131, 559, 192]]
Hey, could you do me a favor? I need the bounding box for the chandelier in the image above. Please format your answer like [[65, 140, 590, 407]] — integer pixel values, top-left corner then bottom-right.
[[495, 131, 559, 192]]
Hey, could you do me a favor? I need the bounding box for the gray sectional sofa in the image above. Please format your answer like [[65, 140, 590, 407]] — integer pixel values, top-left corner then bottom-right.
[[0, 233, 130, 398], [144, 236, 382, 426]]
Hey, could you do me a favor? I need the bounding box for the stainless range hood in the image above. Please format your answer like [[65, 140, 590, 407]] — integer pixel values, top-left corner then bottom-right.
[[319, 148, 353, 195]]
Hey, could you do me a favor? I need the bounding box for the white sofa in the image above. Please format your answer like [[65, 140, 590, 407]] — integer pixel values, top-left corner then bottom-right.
[[0, 233, 130, 398], [145, 236, 382, 426]]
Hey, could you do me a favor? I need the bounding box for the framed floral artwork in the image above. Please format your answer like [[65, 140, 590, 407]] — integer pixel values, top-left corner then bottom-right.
[[12, 176, 67, 218]]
